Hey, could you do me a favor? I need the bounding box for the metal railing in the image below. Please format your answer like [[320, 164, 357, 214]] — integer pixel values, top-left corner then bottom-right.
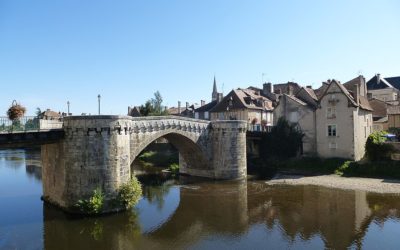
[[248, 124, 273, 133], [0, 116, 63, 133]]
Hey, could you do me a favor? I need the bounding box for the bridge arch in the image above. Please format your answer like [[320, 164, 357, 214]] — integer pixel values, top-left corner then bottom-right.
[[130, 129, 212, 174]]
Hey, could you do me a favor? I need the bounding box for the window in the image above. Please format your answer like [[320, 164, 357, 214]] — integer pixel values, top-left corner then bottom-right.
[[327, 107, 336, 118], [218, 113, 224, 120], [328, 125, 337, 137], [364, 127, 367, 138], [205, 112, 209, 119], [195, 112, 199, 119]]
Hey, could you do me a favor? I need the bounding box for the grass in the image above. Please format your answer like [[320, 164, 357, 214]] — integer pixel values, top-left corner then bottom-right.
[[168, 163, 179, 174], [138, 150, 178, 167]]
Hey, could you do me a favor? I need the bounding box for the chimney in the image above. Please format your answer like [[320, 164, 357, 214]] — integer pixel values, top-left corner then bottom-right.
[[178, 101, 181, 114], [354, 84, 360, 105], [128, 106, 132, 116], [287, 85, 293, 96], [201, 100, 205, 106], [217, 93, 223, 103], [186, 102, 189, 110], [263, 83, 273, 94], [376, 74, 381, 84], [306, 85, 312, 89]]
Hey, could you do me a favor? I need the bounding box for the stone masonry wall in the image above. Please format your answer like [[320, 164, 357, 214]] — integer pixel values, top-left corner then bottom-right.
[[42, 116, 132, 212], [42, 116, 247, 213]]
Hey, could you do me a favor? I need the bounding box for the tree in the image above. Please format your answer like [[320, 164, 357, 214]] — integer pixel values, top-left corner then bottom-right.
[[140, 91, 168, 116], [259, 117, 304, 160], [35, 107, 42, 118]]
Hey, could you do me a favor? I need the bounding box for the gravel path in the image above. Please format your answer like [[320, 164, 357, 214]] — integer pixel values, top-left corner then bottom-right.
[[266, 174, 400, 194]]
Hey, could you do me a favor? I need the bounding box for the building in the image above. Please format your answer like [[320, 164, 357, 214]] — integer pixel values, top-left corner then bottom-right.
[[274, 86, 318, 155], [369, 98, 390, 131], [210, 88, 274, 131], [366, 74, 400, 104], [387, 105, 400, 129], [316, 77, 372, 160], [39, 109, 62, 120], [274, 76, 373, 160]]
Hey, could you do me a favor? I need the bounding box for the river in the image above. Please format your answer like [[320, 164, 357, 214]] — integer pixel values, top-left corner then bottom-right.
[[1, 149, 400, 249]]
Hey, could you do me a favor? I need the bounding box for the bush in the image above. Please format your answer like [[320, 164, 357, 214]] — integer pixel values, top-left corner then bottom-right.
[[75, 188, 104, 214], [337, 161, 400, 179], [365, 131, 394, 161], [260, 117, 304, 160], [168, 163, 179, 174], [117, 177, 142, 209]]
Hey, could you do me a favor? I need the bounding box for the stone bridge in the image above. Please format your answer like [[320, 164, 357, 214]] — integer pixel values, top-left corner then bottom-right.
[[41, 115, 247, 213]]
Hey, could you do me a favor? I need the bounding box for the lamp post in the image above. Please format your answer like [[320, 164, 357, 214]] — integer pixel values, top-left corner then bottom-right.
[[98, 94, 101, 115], [67, 101, 70, 116]]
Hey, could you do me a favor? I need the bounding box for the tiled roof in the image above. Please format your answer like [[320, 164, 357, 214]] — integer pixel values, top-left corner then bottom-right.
[[210, 88, 273, 113], [385, 76, 400, 90], [194, 100, 218, 112], [319, 79, 373, 111], [366, 75, 394, 90], [40, 109, 61, 118], [369, 98, 388, 118], [285, 94, 307, 106], [304, 87, 318, 100], [359, 96, 373, 111]]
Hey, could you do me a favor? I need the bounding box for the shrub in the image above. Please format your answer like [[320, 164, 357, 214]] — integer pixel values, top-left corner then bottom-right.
[[365, 131, 394, 161], [75, 188, 104, 214], [259, 117, 304, 160], [117, 177, 142, 209], [168, 163, 179, 174]]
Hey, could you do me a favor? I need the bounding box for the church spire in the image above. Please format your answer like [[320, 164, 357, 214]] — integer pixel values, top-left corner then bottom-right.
[[212, 75, 218, 101], [213, 75, 217, 92]]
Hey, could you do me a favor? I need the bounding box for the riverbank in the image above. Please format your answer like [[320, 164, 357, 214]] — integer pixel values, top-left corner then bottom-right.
[[266, 174, 400, 194]]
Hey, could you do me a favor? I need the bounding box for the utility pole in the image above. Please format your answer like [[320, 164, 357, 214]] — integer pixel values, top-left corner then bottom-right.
[[67, 101, 70, 116], [98, 94, 101, 115]]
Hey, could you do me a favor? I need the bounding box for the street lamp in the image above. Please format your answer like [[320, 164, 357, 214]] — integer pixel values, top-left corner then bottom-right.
[[98, 94, 101, 115], [67, 101, 70, 116]]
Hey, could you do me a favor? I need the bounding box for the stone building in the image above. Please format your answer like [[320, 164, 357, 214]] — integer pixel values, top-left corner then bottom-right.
[[369, 98, 390, 131], [274, 86, 318, 155], [274, 76, 373, 160], [209, 88, 274, 131], [366, 74, 400, 105], [39, 109, 62, 120], [316, 77, 372, 160], [387, 105, 400, 128]]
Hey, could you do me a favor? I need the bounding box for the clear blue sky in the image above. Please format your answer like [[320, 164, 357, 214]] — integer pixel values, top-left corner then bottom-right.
[[1, 0, 399, 115]]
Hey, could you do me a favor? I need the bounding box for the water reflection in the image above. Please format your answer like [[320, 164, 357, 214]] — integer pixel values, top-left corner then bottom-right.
[[2, 149, 400, 249]]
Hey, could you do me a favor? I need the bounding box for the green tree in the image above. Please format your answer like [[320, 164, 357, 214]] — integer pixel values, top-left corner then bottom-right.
[[35, 107, 42, 118], [259, 117, 304, 160], [365, 131, 394, 161], [140, 91, 168, 116]]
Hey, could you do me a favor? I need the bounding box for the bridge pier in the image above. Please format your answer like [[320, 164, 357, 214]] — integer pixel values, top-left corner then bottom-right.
[[41, 116, 247, 214], [42, 116, 132, 213]]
